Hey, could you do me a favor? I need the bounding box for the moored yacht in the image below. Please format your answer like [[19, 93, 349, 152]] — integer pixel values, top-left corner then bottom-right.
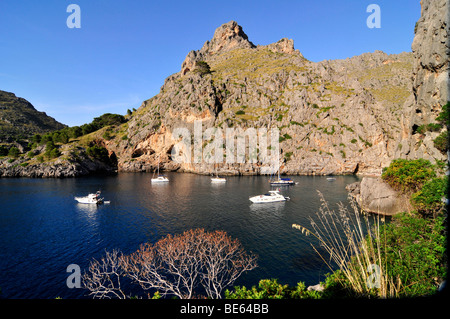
[[211, 176, 226, 183], [269, 168, 295, 185], [249, 190, 289, 203], [75, 191, 104, 204], [152, 156, 169, 183], [151, 175, 169, 183]]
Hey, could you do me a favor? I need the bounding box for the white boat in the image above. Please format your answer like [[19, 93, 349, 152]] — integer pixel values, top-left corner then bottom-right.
[[270, 178, 295, 186], [151, 175, 169, 183], [249, 190, 289, 203], [211, 177, 226, 183], [211, 166, 226, 183], [75, 191, 104, 204], [326, 177, 336, 181], [151, 156, 169, 183], [269, 169, 295, 185]]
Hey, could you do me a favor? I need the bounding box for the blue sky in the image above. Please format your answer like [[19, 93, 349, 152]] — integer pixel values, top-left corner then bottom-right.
[[0, 0, 420, 127]]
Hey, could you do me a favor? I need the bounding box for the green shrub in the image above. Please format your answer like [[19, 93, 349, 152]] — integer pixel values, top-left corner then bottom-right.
[[102, 130, 112, 140], [8, 146, 20, 158], [53, 131, 69, 144], [381, 159, 436, 193], [78, 113, 127, 136], [410, 176, 448, 215], [225, 279, 320, 299], [31, 134, 42, 144], [380, 212, 447, 296], [193, 61, 211, 76], [436, 102, 449, 127], [417, 123, 443, 134], [284, 152, 293, 161], [44, 140, 60, 159], [86, 145, 110, 163], [49, 148, 61, 159], [235, 110, 245, 115], [433, 131, 448, 154]]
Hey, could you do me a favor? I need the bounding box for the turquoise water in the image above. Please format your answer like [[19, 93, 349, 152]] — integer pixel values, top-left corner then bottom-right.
[[0, 173, 360, 298]]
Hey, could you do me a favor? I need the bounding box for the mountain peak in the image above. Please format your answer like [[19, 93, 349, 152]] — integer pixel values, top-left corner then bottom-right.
[[200, 21, 256, 55], [181, 21, 256, 75]]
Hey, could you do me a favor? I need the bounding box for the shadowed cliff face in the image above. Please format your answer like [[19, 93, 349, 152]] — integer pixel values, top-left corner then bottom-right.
[[111, 2, 448, 177], [401, 0, 449, 161]]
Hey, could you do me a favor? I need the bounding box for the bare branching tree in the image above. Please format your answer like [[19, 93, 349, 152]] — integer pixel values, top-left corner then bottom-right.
[[82, 229, 257, 299], [197, 229, 258, 299], [82, 249, 128, 299]]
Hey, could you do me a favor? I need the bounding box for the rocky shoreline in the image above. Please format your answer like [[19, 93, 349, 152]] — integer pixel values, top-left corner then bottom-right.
[[0, 154, 116, 178]]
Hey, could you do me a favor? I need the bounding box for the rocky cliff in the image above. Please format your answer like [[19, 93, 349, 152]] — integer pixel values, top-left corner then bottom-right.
[[110, 14, 443, 176], [0, 90, 66, 141], [394, 0, 449, 162], [2, 0, 447, 179], [344, 0, 449, 215]]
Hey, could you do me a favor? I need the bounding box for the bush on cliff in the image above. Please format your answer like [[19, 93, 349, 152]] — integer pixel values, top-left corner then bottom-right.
[[86, 145, 110, 163], [411, 176, 448, 215], [381, 158, 436, 193], [382, 158, 447, 216], [7, 146, 20, 158]]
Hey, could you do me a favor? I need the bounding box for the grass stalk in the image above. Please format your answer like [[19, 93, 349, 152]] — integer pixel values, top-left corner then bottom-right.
[[292, 191, 402, 297]]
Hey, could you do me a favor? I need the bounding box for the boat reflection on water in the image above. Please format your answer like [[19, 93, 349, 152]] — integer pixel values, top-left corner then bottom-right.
[[249, 200, 286, 214]]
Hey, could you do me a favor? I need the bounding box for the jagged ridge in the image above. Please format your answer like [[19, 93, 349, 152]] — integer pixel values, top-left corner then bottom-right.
[[110, 19, 439, 176]]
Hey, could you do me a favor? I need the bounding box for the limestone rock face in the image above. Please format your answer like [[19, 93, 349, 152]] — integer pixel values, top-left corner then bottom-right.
[[398, 0, 449, 162], [182, 21, 255, 75], [0, 149, 116, 178], [265, 38, 299, 55], [201, 20, 256, 55], [110, 1, 449, 177], [120, 20, 417, 176], [347, 178, 412, 216]]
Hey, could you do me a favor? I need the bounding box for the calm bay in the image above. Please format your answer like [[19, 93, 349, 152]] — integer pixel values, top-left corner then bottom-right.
[[0, 173, 359, 299]]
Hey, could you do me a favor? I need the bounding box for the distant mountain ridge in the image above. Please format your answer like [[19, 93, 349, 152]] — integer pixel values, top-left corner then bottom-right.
[[0, 90, 66, 141]]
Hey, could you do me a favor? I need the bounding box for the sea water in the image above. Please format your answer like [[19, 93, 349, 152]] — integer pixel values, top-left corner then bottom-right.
[[0, 173, 360, 298]]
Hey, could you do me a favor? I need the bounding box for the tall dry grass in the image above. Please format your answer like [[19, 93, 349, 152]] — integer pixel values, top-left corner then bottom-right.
[[292, 191, 402, 298]]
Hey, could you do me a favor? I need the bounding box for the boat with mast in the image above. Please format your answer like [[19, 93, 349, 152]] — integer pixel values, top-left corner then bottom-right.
[[211, 165, 226, 183], [151, 156, 169, 183], [269, 165, 294, 186]]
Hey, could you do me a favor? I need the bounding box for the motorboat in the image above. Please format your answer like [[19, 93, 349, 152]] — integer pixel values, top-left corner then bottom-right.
[[75, 191, 104, 204], [249, 190, 290, 203], [326, 177, 336, 181]]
